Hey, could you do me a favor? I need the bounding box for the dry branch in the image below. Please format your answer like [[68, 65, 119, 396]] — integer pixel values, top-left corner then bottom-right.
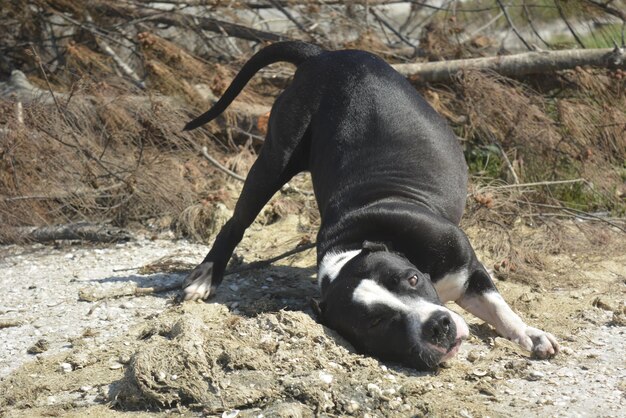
[[394, 47, 626, 83], [93, 2, 288, 43], [7, 223, 131, 244]]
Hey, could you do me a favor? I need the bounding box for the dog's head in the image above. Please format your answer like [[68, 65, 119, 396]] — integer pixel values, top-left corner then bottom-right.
[[316, 241, 469, 370]]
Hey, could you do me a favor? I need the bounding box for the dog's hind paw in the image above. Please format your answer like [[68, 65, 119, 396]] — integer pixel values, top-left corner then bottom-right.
[[512, 326, 560, 359], [182, 262, 215, 301]]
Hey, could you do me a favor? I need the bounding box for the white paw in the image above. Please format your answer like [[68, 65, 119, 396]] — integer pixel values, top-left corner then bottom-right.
[[183, 279, 212, 301], [182, 263, 214, 301], [510, 326, 559, 359]]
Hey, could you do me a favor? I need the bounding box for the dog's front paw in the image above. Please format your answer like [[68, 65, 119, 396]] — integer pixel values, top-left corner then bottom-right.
[[510, 326, 559, 359], [182, 262, 215, 301]]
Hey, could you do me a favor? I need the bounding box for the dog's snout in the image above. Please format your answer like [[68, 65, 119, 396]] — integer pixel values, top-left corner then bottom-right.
[[423, 311, 456, 347]]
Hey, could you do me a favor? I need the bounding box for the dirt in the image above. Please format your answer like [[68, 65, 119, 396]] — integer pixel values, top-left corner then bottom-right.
[[1, 213, 625, 417]]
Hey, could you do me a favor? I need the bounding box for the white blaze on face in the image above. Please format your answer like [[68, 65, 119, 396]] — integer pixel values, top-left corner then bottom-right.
[[351, 279, 469, 340], [318, 249, 362, 286]]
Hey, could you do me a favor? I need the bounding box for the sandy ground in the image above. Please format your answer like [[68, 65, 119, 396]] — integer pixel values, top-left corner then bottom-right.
[[0, 215, 625, 417]]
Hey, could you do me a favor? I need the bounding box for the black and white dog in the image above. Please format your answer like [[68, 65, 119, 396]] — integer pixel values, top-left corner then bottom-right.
[[182, 42, 558, 370]]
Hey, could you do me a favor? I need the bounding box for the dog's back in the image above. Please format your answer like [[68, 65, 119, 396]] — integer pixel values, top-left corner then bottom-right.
[[288, 50, 468, 226]]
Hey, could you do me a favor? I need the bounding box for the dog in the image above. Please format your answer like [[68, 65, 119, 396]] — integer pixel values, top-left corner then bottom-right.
[[181, 41, 559, 370]]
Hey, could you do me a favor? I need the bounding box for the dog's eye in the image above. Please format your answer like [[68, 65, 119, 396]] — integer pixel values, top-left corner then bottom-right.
[[370, 317, 384, 328], [408, 275, 419, 287]]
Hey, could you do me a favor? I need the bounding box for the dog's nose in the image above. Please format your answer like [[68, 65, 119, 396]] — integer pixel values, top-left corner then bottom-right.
[[423, 311, 456, 347]]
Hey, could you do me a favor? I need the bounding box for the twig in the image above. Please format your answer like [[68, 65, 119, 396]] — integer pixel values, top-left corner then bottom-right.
[[89, 25, 146, 88], [201, 146, 246, 182], [268, 0, 314, 40], [87, 300, 105, 316], [225, 242, 316, 275], [0, 318, 24, 329], [555, 0, 585, 48], [584, 0, 626, 22], [486, 178, 587, 190], [516, 201, 626, 233], [522, 0, 551, 48], [32, 47, 66, 123], [369, 8, 420, 56], [496, 0, 533, 51]]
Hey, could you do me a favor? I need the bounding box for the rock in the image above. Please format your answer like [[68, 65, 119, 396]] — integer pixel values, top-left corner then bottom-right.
[[592, 297, 615, 312], [59, 362, 73, 373], [505, 359, 528, 371], [476, 381, 497, 397], [222, 410, 240, 418], [367, 383, 382, 398], [109, 362, 123, 370], [27, 338, 49, 354], [319, 371, 333, 385], [345, 400, 360, 414], [472, 368, 488, 377], [466, 350, 481, 363], [527, 371, 545, 381]]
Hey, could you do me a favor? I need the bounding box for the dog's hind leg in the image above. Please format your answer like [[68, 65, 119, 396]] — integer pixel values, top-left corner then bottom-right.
[[183, 93, 312, 301]]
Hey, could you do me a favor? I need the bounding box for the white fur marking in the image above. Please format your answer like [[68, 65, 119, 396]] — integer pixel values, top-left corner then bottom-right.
[[352, 280, 465, 330], [458, 290, 558, 357], [352, 279, 408, 312], [434, 267, 469, 302], [318, 249, 362, 286]]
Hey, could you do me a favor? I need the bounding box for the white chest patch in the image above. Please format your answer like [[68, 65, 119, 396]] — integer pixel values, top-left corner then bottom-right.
[[318, 249, 362, 287], [434, 268, 469, 302]]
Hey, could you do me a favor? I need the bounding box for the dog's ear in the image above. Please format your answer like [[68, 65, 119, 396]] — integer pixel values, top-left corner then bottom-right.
[[362, 240, 390, 252], [310, 298, 326, 322]]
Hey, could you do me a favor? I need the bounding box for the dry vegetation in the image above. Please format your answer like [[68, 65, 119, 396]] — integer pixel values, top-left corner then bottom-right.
[[1, 0, 625, 245]]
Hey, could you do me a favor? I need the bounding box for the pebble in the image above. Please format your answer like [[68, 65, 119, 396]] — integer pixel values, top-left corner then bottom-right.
[[345, 400, 360, 413], [459, 408, 473, 418], [319, 371, 333, 385], [27, 338, 49, 354], [472, 368, 488, 377], [367, 383, 382, 397], [222, 410, 240, 418], [388, 398, 402, 410], [466, 350, 481, 363], [59, 362, 73, 373], [527, 371, 545, 381], [109, 362, 123, 370]]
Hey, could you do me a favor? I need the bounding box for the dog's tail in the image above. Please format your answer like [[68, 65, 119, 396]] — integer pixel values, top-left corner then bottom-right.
[[183, 41, 324, 131]]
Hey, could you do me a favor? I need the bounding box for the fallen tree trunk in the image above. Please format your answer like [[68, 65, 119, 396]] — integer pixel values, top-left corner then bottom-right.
[[393, 47, 626, 83]]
